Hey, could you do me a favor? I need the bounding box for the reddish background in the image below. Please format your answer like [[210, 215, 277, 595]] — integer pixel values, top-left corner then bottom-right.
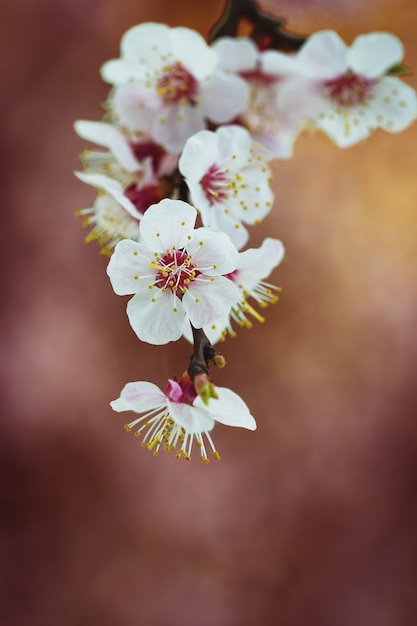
[[2, 1, 417, 624]]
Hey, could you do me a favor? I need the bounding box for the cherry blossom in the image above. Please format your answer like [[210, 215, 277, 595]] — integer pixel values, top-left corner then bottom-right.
[[74, 120, 178, 253], [111, 374, 256, 462], [212, 37, 307, 157], [107, 199, 240, 345], [101, 23, 250, 153], [184, 237, 285, 344], [179, 125, 274, 249], [269, 31, 417, 147]]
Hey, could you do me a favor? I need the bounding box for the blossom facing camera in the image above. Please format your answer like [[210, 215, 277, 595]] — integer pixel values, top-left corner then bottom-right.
[[107, 198, 240, 345], [111, 375, 256, 462], [179, 125, 274, 249], [269, 30, 417, 147], [101, 22, 249, 153]]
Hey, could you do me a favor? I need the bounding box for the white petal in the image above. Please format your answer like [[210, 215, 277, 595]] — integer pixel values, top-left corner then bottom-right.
[[74, 121, 140, 172], [112, 83, 160, 132], [211, 37, 258, 72], [201, 71, 249, 123], [179, 130, 220, 182], [100, 59, 132, 85], [195, 387, 256, 430], [111, 381, 166, 413], [171, 27, 218, 78], [187, 227, 239, 275], [349, 33, 403, 78], [121, 23, 172, 72], [297, 30, 348, 79], [182, 316, 228, 346], [152, 102, 205, 153], [183, 276, 239, 328], [107, 240, 155, 295], [198, 209, 250, 251], [167, 400, 214, 434], [74, 171, 142, 220], [215, 124, 252, 165], [369, 77, 417, 132], [314, 103, 374, 148], [139, 199, 196, 253], [261, 49, 301, 76], [127, 290, 185, 344], [238, 238, 285, 287]]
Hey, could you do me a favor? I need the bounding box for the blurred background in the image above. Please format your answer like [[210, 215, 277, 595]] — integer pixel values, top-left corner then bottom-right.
[[1, 0, 417, 624]]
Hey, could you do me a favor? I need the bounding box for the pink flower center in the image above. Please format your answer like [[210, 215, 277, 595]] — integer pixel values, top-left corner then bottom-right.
[[224, 269, 240, 283], [323, 70, 375, 107], [156, 62, 199, 105], [200, 164, 230, 205], [165, 376, 197, 405], [125, 183, 162, 214], [154, 250, 200, 296], [131, 141, 165, 172]]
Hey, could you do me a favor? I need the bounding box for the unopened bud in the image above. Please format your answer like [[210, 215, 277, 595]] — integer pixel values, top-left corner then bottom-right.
[[194, 373, 219, 406], [212, 353, 226, 368]]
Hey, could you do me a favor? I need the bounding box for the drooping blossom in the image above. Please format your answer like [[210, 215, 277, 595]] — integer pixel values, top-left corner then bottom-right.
[[101, 23, 250, 153], [179, 125, 274, 249], [184, 237, 285, 344], [107, 199, 240, 345], [266, 31, 417, 147], [212, 37, 307, 157], [111, 374, 256, 462], [74, 120, 178, 254]]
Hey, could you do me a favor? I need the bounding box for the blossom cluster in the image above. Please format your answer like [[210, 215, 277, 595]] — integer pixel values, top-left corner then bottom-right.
[[75, 12, 416, 463]]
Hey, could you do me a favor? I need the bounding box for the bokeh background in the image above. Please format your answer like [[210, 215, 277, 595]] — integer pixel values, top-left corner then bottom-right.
[[2, 0, 417, 624]]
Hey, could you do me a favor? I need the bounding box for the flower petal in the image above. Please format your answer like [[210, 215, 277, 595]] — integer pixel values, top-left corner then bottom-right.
[[348, 33, 403, 78], [75, 171, 142, 220], [167, 400, 214, 434], [111, 381, 167, 413], [112, 82, 160, 133], [139, 199, 197, 253], [179, 129, 220, 182], [238, 238, 285, 287], [200, 71, 249, 123], [74, 121, 140, 172], [152, 102, 205, 154], [127, 289, 185, 344], [297, 30, 348, 79], [183, 276, 239, 328], [212, 37, 258, 72], [195, 387, 257, 430], [171, 27, 218, 78], [120, 23, 172, 73], [369, 77, 417, 132], [187, 227, 239, 275], [107, 240, 155, 295], [197, 209, 250, 250]]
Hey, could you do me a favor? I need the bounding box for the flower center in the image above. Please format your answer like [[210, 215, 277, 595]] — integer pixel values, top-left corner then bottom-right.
[[165, 375, 197, 405], [323, 70, 374, 107], [130, 141, 165, 172], [156, 62, 199, 105], [153, 249, 200, 296], [200, 165, 230, 205], [124, 182, 162, 213]]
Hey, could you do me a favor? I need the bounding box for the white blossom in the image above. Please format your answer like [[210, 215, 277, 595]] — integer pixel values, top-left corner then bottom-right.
[[101, 23, 250, 153], [107, 199, 240, 345], [268, 31, 417, 147], [74, 120, 178, 253], [111, 376, 256, 462], [179, 125, 274, 249], [212, 37, 307, 157]]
